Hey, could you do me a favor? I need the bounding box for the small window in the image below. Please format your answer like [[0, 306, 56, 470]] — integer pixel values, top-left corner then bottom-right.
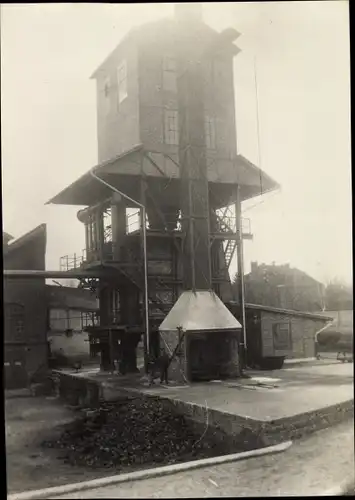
[[272, 322, 292, 350], [5, 303, 25, 342], [164, 109, 179, 145], [103, 76, 111, 115], [163, 56, 177, 92], [117, 60, 128, 105], [205, 116, 216, 149]]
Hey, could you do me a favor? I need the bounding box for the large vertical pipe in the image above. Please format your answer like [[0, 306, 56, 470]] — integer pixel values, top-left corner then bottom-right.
[[140, 174, 150, 371], [235, 185, 247, 364]]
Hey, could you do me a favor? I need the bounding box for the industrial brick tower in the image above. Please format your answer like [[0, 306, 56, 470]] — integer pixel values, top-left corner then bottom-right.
[[49, 4, 279, 378]]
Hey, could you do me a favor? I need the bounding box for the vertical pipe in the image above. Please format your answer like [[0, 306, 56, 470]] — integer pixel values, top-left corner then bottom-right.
[[235, 185, 247, 362], [141, 205, 150, 366], [85, 224, 89, 260]]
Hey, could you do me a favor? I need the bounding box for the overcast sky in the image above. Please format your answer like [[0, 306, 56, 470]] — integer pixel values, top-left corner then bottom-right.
[[1, 2, 351, 285]]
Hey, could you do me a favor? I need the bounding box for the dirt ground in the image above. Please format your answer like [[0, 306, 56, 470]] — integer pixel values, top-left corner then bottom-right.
[[5, 396, 119, 494], [5, 393, 235, 495]]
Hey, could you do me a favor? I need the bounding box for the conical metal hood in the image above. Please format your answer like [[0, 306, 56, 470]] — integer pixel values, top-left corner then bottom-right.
[[159, 290, 242, 332]]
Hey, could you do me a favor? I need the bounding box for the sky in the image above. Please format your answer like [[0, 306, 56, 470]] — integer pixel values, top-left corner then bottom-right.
[[1, 2, 352, 286]]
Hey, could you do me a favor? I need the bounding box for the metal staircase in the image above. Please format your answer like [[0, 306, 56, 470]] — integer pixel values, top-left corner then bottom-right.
[[224, 240, 237, 270]]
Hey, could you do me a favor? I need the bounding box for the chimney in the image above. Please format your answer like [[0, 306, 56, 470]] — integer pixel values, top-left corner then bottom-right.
[[174, 3, 203, 24], [251, 261, 258, 274]]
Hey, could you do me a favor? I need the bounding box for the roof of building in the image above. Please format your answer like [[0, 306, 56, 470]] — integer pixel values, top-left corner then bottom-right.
[[3, 232, 14, 245], [46, 285, 99, 311], [159, 290, 242, 332], [46, 145, 279, 207], [246, 262, 324, 286], [245, 302, 333, 321], [3, 224, 47, 257], [90, 7, 239, 79]]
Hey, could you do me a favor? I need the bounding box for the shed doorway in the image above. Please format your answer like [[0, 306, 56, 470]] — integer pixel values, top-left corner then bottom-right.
[[187, 331, 237, 382]]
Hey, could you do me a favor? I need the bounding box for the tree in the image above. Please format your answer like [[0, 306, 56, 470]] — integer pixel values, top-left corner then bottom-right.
[[324, 279, 353, 311]]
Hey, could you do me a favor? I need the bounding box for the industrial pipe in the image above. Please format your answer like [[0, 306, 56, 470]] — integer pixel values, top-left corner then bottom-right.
[[89, 169, 150, 371], [3, 270, 103, 279]]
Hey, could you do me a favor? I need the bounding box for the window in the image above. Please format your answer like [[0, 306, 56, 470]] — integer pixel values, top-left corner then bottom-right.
[[164, 109, 179, 145], [117, 60, 128, 105], [5, 303, 25, 342], [205, 116, 216, 149], [163, 56, 177, 92], [103, 76, 111, 115], [272, 322, 292, 350], [103, 208, 112, 243], [86, 214, 99, 253]]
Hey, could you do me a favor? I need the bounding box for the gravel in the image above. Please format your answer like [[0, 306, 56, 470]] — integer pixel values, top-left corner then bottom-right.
[[42, 396, 266, 471]]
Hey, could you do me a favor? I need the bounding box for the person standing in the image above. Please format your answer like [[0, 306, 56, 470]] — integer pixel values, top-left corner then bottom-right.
[[159, 348, 170, 385]]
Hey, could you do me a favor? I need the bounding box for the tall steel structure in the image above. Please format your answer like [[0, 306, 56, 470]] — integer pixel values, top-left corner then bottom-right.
[[48, 4, 279, 375]]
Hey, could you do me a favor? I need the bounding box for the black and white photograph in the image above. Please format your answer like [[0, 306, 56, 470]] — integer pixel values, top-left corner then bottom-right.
[[2, 2, 353, 498]]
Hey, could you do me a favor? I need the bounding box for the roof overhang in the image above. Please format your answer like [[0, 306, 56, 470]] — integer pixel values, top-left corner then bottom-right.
[[46, 145, 144, 207], [46, 146, 279, 208], [245, 303, 334, 322]]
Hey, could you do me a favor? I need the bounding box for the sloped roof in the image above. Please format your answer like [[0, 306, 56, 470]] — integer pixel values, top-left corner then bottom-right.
[[4, 224, 47, 256], [46, 285, 99, 311], [3, 232, 14, 245], [245, 303, 333, 322], [246, 263, 323, 286], [159, 290, 242, 332], [90, 11, 239, 80], [46, 146, 279, 207]]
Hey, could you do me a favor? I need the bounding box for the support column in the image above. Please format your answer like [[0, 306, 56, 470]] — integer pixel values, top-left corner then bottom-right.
[[235, 186, 247, 369], [111, 194, 126, 261], [177, 29, 212, 291], [96, 210, 104, 262], [98, 283, 113, 371]]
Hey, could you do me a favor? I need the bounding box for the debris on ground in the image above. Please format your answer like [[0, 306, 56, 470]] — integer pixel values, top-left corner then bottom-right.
[[42, 396, 265, 470]]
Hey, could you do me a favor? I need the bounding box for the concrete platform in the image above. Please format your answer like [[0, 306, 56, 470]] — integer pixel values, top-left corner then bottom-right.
[[53, 361, 353, 444]]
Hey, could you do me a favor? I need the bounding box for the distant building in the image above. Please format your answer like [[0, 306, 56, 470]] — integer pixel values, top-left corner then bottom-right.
[[47, 284, 99, 365], [237, 262, 325, 313], [324, 281, 353, 311], [3, 226, 99, 389], [4, 225, 48, 389]]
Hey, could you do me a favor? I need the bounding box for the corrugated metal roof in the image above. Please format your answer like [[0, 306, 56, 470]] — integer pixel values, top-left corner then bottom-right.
[[159, 290, 242, 332]]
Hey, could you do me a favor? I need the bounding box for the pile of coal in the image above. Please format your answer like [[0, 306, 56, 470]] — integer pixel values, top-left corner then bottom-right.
[[42, 396, 237, 469]]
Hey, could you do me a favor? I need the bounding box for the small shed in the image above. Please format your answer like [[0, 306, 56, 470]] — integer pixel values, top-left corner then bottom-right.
[[244, 303, 333, 368], [159, 290, 242, 383]]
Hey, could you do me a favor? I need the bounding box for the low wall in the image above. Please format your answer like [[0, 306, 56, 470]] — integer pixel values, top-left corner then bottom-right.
[[158, 396, 354, 447], [52, 371, 354, 447], [51, 371, 102, 407]]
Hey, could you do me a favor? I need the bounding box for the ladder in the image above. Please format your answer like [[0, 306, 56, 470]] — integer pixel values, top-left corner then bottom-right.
[[224, 240, 237, 269]]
